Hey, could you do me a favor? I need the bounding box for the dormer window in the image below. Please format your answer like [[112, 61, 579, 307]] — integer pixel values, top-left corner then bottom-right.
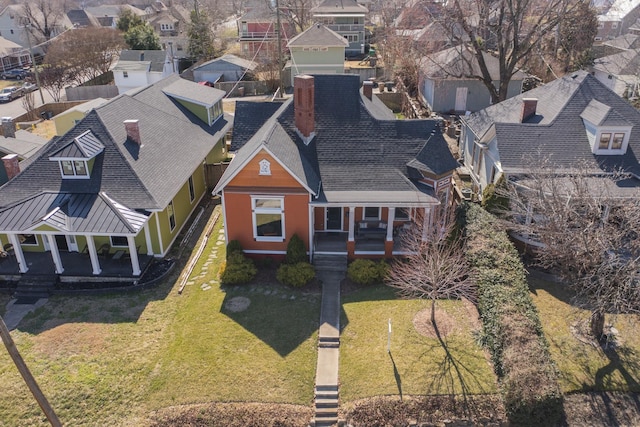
[[61, 160, 88, 177], [581, 100, 631, 155], [208, 100, 223, 125], [595, 130, 629, 154], [49, 130, 104, 179]]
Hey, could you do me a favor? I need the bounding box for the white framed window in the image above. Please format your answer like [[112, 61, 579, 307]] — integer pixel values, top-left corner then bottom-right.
[[123, 71, 128, 78], [188, 176, 195, 202], [110, 236, 128, 247], [252, 196, 284, 241], [363, 206, 380, 220], [259, 159, 271, 175], [167, 201, 176, 231], [598, 22, 604, 29], [59, 160, 89, 178], [160, 23, 174, 31], [395, 207, 411, 221], [343, 34, 358, 43], [19, 234, 38, 246], [595, 130, 628, 153], [612, 22, 618, 29]]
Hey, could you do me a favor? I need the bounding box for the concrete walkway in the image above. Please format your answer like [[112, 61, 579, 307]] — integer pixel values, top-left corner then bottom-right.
[[3, 298, 47, 330], [313, 254, 347, 427]]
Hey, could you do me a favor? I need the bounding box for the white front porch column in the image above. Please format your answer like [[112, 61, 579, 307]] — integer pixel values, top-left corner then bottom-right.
[[46, 234, 64, 274], [143, 222, 153, 256], [308, 204, 314, 262], [386, 207, 395, 241], [85, 235, 102, 275], [348, 206, 355, 241], [8, 233, 28, 273], [127, 236, 141, 276], [421, 208, 431, 242]]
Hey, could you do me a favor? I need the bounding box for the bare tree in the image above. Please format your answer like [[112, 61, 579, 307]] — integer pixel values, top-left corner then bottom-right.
[[278, 0, 312, 34], [505, 159, 640, 340], [440, 0, 595, 102], [21, 90, 36, 121], [39, 64, 73, 102], [386, 207, 476, 324], [20, 0, 66, 43], [44, 28, 124, 86]]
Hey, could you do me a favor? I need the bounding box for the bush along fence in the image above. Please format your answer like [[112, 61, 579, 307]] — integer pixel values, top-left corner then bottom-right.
[[459, 203, 563, 426]]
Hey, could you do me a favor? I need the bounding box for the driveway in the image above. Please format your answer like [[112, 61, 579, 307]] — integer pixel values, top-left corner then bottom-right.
[[0, 80, 54, 118]]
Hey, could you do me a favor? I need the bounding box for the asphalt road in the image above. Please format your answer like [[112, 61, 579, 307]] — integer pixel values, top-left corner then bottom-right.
[[0, 80, 55, 119]]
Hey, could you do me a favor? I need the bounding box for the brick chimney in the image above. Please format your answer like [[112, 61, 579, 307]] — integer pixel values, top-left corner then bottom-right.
[[294, 75, 315, 144], [2, 117, 15, 138], [521, 98, 538, 123], [2, 153, 19, 180], [124, 120, 141, 145], [363, 80, 373, 100]]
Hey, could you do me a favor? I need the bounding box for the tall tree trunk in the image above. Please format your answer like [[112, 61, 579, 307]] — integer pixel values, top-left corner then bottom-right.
[[590, 309, 605, 341]]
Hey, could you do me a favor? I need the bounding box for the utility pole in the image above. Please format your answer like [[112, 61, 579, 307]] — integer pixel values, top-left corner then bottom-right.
[[275, 0, 284, 96], [0, 315, 62, 426], [24, 24, 45, 105]]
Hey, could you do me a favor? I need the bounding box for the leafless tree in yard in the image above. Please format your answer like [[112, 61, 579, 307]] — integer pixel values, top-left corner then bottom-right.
[[20, 0, 66, 43], [386, 206, 476, 325], [504, 159, 640, 341], [21, 90, 36, 121], [438, 0, 596, 102]]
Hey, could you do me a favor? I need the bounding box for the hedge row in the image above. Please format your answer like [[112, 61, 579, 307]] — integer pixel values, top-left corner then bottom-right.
[[460, 203, 563, 426]]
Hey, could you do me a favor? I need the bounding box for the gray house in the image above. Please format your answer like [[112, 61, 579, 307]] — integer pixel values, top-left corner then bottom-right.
[[419, 46, 525, 114], [191, 54, 257, 83]]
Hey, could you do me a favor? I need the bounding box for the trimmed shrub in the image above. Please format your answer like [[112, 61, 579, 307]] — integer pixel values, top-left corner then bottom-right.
[[347, 259, 388, 285], [220, 252, 256, 285], [276, 262, 315, 287], [459, 203, 562, 426], [481, 176, 509, 215], [285, 233, 307, 264], [226, 240, 244, 260]]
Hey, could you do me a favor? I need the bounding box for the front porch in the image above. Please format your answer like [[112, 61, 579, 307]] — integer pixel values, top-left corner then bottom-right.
[[313, 231, 411, 258], [0, 250, 154, 282]]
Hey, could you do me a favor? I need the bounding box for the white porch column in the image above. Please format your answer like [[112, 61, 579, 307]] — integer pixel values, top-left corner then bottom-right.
[[46, 234, 64, 274], [386, 207, 395, 241], [85, 235, 102, 275], [143, 222, 153, 256], [421, 208, 431, 242], [8, 233, 28, 273], [348, 206, 355, 241], [127, 236, 141, 276], [308, 204, 314, 262]]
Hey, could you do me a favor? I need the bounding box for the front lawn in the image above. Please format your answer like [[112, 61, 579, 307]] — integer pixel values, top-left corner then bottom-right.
[[529, 274, 640, 393], [0, 210, 319, 426], [339, 285, 497, 402]]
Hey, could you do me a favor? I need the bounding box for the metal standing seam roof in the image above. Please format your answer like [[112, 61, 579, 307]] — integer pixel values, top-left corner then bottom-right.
[[49, 130, 105, 159]]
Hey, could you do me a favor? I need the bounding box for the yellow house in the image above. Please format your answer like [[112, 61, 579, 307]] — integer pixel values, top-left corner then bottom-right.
[[53, 98, 109, 136]]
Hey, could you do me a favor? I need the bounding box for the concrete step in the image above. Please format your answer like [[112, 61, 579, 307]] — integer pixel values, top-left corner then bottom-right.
[[14, 275, 56, 299], [315, 383, 338, 392], [319, 341, 339, 348], [315, 390, 338, 400], [315, 407, 339, 418], [313, 255, 347, 272], [314, 418, 338, 427], [315, 398, 339, 409]]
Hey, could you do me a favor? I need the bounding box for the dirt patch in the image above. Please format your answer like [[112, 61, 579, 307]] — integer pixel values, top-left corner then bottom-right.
[[148, 402, 313, 427], [563, 392, 640, 426], [225, 296, 250, 312], [33, 323, 107, 357], [413, 306, 456, 338]]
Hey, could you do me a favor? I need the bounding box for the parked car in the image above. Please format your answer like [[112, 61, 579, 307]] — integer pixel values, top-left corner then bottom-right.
[[0, 86, 23, 102], [21, 82, 37, 93], [1, 69, 28, 80]]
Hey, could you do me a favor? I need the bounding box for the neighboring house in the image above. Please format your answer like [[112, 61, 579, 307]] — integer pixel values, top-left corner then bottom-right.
[[0, 37, 29, 72], [459, 70, 640, 200], [0, 118, 47, 184], [287, 24, 348, 86], [113, 50, 173, 94], [594, 0, 640, 41], [0, 75, 231, 279], [311, 0, 369, 56], [66, 9, 101, 28], [0, 4, 70, 46], [191, 54, 257, 84], [86, 5, 146, 28], [145, 1, 190, 56], [237, 2, 295, 60], [53, 98, 110, 136], [591, 48, 640, 97], [419, 45, 525, 114], [213, 74, 458, 260]]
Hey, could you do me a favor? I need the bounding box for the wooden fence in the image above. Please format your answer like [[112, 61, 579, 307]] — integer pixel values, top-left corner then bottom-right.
[[204, 162, 230, 190]]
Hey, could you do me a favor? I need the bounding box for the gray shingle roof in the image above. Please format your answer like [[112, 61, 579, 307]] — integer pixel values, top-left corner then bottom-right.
[[287, 24, 349, 47], [463, 70, 640, 178], [0, 130, 47, 158], [312, 0, 368, 14], [193, 54, 257, 72], [161, 77, 225, 106], [217, 74, 457, 205], [118, 50, 167, 73], [421, 46, 527, 81], [593, 48, 640, 76], [0, 75, 232, 232], [230, 101, 284, 151]]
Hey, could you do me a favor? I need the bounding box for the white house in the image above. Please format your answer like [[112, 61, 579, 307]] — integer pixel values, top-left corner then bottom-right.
[[113, 50, 174, 94]]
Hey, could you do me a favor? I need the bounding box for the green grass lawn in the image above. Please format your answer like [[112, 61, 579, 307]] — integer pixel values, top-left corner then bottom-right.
[[529, 275, 640, 393], [339, 286, 497, 402], [0, 212, 319, 426]]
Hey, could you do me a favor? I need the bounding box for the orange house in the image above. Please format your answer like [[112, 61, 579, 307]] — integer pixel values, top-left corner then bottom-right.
[[214, 74, 459, 260]]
